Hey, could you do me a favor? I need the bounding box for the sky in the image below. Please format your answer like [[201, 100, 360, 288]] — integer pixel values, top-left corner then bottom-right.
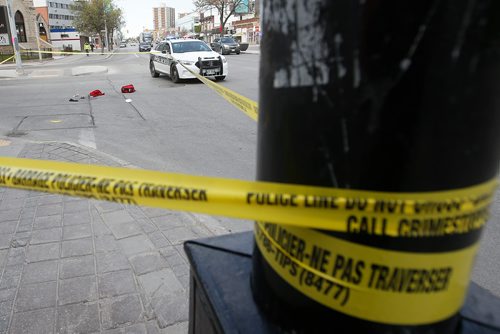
[[115, 0, 195, 37]]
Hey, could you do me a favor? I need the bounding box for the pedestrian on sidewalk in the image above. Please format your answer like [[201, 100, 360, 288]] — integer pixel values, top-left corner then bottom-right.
[[90, 42, 95, 52], [84, 42, 91, 56]]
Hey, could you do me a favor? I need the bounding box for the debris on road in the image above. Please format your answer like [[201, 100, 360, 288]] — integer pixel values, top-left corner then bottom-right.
[[69, 94, 85, 102], [89, 89, 105, 97], [121, 84, 136, 93]]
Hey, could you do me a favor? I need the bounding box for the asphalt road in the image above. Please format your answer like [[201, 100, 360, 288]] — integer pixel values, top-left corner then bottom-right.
[[1, 46, 500, 300], [0, 46, 259, 232]]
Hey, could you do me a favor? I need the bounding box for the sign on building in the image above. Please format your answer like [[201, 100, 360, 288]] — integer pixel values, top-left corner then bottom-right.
[[0, 34, 8, 45], [235, 0, 249, 14]]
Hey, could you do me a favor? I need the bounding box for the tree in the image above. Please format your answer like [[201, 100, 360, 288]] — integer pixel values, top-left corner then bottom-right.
[[193, 0, 246, 35], [72, 0, 123, 52]]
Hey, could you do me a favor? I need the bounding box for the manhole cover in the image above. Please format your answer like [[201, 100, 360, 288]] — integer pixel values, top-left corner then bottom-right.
[[16, 114, 93, 131], [0, 139, 11, 147]]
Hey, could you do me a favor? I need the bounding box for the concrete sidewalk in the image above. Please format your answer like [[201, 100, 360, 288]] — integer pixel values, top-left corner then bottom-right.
[[0, 66, 109, 79], [0, 140, 229, 333], [0, 49, 117, 72], [243, 44, 260, 55]]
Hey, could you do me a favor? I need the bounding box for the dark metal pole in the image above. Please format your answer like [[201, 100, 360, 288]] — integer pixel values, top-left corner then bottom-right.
[[252, 0, 500, 332]]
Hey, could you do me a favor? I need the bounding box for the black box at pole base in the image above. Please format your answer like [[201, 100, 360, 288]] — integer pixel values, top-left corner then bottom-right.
[[185, 233, 500, 334]]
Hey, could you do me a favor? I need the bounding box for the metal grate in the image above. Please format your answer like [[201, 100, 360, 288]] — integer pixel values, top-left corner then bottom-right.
[[196, 59, 221, 68]]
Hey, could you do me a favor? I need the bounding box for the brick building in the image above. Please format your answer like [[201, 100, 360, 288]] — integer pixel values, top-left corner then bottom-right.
[[0, 0, 38, 54]]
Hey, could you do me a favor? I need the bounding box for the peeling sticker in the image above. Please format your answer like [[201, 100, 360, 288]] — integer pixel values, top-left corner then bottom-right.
[[353, 50, 361, 88], [265, 0, 331, 88]]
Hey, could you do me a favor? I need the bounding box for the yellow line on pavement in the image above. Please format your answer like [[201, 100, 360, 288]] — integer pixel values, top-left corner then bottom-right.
[[0, 56, 14, 65]]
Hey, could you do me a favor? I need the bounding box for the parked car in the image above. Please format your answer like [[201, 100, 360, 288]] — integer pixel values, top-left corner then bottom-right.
[[210, 37, 241, 55], [139, 42, 151, 52], [120, 42, 127, 48], [149, 39, 228, 83]]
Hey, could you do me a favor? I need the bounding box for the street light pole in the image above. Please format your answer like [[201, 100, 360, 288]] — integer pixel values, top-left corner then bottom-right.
[[6, 0, 23, 74], [104, 16, 109, 51], [34, 20, 42, 62]]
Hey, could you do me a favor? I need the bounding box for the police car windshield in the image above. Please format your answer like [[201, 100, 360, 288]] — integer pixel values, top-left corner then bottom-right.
[[172, 42, 211, 53]]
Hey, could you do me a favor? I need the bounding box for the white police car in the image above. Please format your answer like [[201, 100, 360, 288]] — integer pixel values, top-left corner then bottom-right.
[[149, 39, 228, 83]]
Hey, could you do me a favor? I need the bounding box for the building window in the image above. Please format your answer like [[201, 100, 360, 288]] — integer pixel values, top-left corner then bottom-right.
[[15, 11, 27, 43]]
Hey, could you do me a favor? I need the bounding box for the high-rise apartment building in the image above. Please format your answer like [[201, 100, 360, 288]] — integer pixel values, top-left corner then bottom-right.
[[153, 4, 175, 38]]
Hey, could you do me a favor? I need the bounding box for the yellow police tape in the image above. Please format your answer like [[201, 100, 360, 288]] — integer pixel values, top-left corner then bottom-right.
[[0, 157, 496, 238], [255, 222, 479, 325], [0, 55, 14, 65], [178, 62, 259, 121], [19, 49, 144, 56]]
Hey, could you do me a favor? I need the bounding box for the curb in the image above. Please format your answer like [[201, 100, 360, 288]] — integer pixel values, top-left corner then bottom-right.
[[0, 69, 19, 78], [71, 66, 108, 76]]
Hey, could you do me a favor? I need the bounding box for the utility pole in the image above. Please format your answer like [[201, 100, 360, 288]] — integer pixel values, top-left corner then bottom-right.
[[104, 16, 109, 51], [103, 0, 111, 52], [5, 0, 23, 74], [34, 21, 42, 62]]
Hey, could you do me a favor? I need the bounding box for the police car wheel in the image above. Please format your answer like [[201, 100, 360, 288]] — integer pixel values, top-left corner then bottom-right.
[[171, 66, 180, 83], [150, 61, 159, 78]]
